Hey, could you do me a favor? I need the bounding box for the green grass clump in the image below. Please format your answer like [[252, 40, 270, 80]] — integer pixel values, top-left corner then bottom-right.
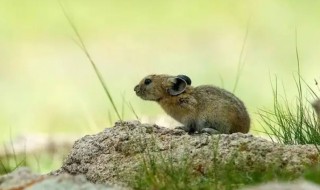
[[258, 77, 320, 145], [0, 151, 66, 176], [304, 165, 320, 184], [258, 40, 320, 145], [0, 153, 27, 175], [130, 148, 298, 190], [258, 32, 320, 145]]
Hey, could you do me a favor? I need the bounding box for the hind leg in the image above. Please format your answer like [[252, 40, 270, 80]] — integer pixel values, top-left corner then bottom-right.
[[197, 120, 230, 134]]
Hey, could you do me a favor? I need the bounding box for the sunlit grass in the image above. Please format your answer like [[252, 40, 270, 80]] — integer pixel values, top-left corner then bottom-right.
[[0, 152, 68, 175], [259, 33, 320, 144], [259, 77, 320, 144], [130, 136, 317, 190]]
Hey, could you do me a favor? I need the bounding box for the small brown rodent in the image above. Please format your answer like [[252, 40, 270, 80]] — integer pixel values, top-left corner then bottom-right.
[[134, 74, 250, 134]]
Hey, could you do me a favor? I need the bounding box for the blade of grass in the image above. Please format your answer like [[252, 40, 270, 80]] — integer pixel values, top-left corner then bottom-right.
[[127, 102, 140, 120], [233, 16, 250, 93], [59, 2, 122, 121]]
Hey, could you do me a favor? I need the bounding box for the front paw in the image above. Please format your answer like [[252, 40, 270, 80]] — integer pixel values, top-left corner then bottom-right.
[[201, 128, 221, 135], [175, 126, 188, 131]]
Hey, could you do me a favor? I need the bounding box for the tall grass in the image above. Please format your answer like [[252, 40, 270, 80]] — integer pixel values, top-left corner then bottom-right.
[[259, 31, 320, 145], [60, 3, 122, 122], [0, 156, 27, 175], [130, 137, 298, 190], [0, 141, 27, 175], [259, 77, 320, 144]]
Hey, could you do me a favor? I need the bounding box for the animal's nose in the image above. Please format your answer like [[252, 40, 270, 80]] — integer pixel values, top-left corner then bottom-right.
[[134, 85, 139, 92]]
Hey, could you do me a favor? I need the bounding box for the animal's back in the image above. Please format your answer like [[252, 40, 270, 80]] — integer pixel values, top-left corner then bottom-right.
[[193, 85, 250, 133]]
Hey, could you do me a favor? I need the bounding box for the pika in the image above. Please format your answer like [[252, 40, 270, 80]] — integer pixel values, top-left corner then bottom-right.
[[134, 74, 250, 134]]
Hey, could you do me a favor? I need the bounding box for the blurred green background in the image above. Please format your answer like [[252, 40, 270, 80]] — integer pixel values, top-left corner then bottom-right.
[[0, 0, 319, 172]]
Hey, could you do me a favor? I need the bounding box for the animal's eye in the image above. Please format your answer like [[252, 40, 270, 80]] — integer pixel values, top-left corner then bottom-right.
[[144, 79, 152, 85]]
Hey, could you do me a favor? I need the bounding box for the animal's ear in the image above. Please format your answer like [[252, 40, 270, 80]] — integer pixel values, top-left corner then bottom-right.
[[177, 75, 191, 85], [167, 76, 189, 96]]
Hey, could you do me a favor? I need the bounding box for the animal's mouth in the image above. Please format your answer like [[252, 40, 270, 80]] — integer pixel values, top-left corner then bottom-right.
[[134, 85, 144, 97], [134, 85, 138, 92], [134, 85, 160, 101]]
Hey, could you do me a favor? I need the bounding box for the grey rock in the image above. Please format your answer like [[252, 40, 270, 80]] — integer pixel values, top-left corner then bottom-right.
[[242, 180, 320, 190], [0, 167, 126, 190], [52, 120, 320, 185]]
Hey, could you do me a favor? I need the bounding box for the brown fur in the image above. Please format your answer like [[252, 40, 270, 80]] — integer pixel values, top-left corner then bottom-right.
[[134, 74, 250, 134]]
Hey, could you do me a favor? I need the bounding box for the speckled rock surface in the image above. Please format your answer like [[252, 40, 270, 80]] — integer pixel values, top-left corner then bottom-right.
[[0, 167, 125, 190], [52, 121, 320, 185]]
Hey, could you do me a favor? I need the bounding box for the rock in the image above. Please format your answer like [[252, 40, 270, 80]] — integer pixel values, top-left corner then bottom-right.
[[0, 167, 126, 190], [241, 180, 320, 190], [52, 120, 320, 185]]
